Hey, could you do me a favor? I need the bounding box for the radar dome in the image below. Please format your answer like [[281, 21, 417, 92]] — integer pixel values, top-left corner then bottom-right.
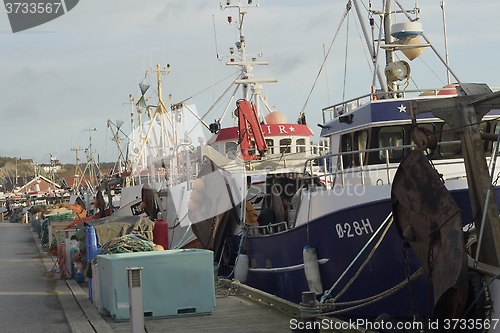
[[265, 111, 287, 124]]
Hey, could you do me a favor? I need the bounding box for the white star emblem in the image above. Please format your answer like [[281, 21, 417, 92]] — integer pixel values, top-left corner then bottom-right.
[[397, 104, 406, 113], [289, 126, 295, 132]]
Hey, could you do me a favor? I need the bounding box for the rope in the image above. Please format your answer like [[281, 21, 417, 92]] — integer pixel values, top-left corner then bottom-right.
[[98, 235, 157, 254], [173, 221, 193, 249], [320, 211, 393, 303], [303, 268, 424, 318], [219, 226, 249, 280], [169, 212, 188, 230], [86, 235, 157, 279], [461, 272, 500, 320], [331, 215, 394, 303]]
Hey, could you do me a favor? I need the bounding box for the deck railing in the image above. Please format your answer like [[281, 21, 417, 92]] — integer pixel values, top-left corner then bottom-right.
[[322, 87, 500, 123], [301, 140, 466, 189]]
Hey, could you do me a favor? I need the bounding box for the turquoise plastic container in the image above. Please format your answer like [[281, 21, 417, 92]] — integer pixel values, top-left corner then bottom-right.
[[97, 249, 215, 321]]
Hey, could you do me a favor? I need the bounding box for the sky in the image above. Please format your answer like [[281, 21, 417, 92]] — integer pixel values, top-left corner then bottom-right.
[[0, 0, 499, 165]]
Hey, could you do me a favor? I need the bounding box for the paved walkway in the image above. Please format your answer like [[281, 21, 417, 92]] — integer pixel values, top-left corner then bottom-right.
[[4, 221, 352, 333], [0, 222, 71, 333]]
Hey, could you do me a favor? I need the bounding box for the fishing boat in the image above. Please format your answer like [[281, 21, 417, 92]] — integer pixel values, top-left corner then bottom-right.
[[214, 0, 500, 323], [112, 0, 328, 252]]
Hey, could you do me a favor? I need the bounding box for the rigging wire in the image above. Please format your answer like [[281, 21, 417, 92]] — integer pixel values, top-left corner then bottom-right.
[[300, 2, 351, 114], [177, 71, 240, 105], [213, 15, 221, 61], [416, 56, 447, 87], [342, 12, 350, 102], [352, 8, 373, 74]]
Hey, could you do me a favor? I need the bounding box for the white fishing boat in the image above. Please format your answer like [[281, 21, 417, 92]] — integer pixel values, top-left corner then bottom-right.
[[112, 0, 328, 252]]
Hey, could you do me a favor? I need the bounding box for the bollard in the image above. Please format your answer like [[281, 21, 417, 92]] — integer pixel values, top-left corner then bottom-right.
[[291, 291, 321, 333]]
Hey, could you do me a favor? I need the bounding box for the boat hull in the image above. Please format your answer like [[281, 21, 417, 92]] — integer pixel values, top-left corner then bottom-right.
[[222, 186, 500, 318]]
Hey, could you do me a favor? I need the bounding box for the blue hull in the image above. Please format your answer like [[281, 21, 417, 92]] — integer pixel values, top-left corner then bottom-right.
[[223, 186, 500, 318]]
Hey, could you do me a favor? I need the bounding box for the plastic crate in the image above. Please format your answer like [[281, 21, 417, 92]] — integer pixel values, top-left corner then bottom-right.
[[97, 249, 215, 321]]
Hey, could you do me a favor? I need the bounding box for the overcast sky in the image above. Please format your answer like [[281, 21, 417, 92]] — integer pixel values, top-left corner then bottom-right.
[[1, 0, 499, 165]]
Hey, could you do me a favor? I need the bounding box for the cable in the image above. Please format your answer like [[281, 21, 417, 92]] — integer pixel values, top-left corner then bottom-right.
[[300, 2, 351, 115]]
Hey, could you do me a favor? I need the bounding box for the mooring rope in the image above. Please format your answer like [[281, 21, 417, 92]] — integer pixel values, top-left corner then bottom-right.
[[320, 211, 393, 304]]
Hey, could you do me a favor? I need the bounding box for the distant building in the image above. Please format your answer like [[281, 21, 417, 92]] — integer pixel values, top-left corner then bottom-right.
[[61, 176, 94, 190]]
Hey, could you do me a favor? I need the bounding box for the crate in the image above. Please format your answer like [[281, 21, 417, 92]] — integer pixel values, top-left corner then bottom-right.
[[48, 221, 73, 244], [97, 249, 215, 321]]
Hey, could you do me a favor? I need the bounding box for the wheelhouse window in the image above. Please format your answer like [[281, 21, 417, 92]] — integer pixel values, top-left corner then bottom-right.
[[296, 138, 306, 153], [225, 142, 238, 157], [354, 130, 369, 166], [266, 139, 274, 154], [440, 124, 461, 158], [378, 126, 404, 161], [280, 138, 291, 154], [341, 133, 352, 168]]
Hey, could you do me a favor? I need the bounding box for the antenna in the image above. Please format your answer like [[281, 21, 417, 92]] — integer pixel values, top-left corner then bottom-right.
[[213, 15, 220, 59], [440, 1, 451, 85]]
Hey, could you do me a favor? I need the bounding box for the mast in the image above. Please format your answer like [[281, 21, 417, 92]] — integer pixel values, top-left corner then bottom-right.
[[440, 1, 451, 85], [383, 0, 396, 91], [145, 64, 173, 157], [71, 147, 83, 191], [220, 0, 276, 107], [352, 0, 387, 92]]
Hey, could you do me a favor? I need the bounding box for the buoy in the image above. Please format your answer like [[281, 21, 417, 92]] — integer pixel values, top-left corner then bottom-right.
[[193, 178, 206, 191], [303, 246, 323, 294], [187, 199, 200, 211], [139, 201, 147, 210], [190, 189, 203, 201], [154, 244, 164, 251], [234, 254, 249, 283]]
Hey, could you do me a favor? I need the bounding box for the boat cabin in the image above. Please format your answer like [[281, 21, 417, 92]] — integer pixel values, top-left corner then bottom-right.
[[208, 123, 315, 158], [319, 93, 500, 180]]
